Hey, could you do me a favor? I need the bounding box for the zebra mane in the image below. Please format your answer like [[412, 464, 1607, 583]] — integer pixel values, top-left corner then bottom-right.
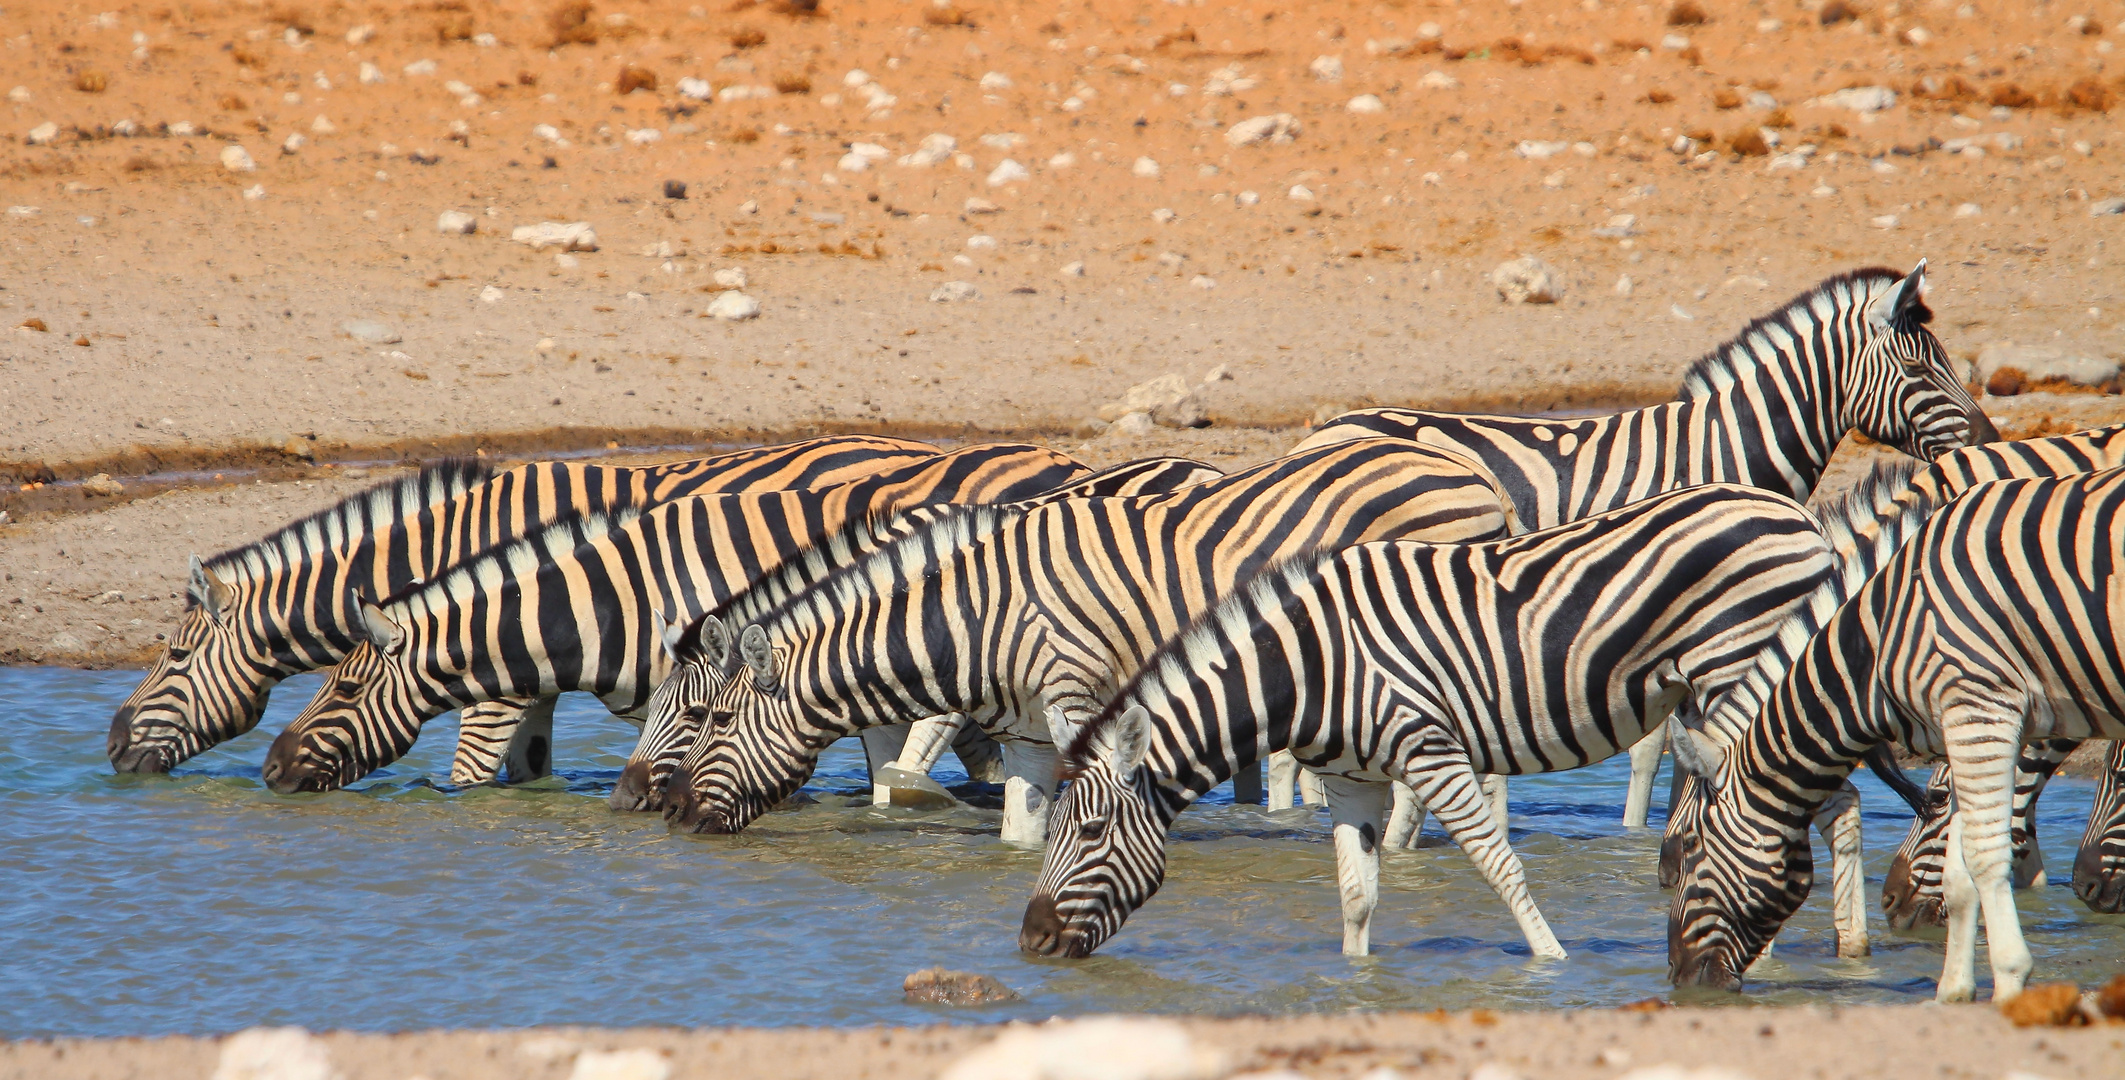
[[1676, 267, 1919, 399], [201, 459, 496, 590], [1064, 551, 1332, 775], [686, 502, 1022, 660], [1695, 460, 1941, 745], [373, 505, 644, 612]]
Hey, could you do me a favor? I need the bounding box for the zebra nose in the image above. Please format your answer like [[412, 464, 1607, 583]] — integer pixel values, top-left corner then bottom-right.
[[261, 727, 313, 794], [1018, 893, 1066, 956], [1656, 831, 1686, 890], [2073, 842, 2125, 913], [106, 707, 136, 762], [662, 762, 701, 827], [609, 760, 657, 812]]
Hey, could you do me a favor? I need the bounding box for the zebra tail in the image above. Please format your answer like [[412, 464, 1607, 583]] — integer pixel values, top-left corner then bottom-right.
[[1862, 743, 1938, 816]]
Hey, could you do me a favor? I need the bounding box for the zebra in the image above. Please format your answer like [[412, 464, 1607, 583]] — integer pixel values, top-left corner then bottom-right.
[[257, 444, 1089, 793], [1016, 483, 1859, 960], [1282, 262, 1995, 821], [655, 438, 1510, 846], [1666, 469, 2125, 1002], [2074, 741, 2125, 912], [1879, 740, 2081, 929], [1659, 423, 2125, 907], [608, 456, 1227, 812], [105, 435, 938, 780]]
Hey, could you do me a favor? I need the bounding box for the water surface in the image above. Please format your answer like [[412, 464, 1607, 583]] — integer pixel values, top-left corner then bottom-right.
[[3, 666, 2119, 1037]]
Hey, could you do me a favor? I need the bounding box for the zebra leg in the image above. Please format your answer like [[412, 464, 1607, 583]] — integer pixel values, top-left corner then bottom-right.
[[449, 696, 544, 786], [1321, 775, 1391, 957], [1001, 741, 1060, 847], [1266, 750, 1300, 811], [1481, 774, 1509, 829], [860, 724, 913, 806], [950, 721, 1006, 784], [1231, 759, 1265, 805], [1812, 780, 1870, 958], [499, 697, 559, 785], [874, 714, 965, 809], [1300, 767, 1326, 807], [1383, 780, 1426, 850], [1623, 720, 1667, 828], [1938, 813, 1983, 1003], [1408, 758, 1567, 960], [1947, 736, 2034, 1002]]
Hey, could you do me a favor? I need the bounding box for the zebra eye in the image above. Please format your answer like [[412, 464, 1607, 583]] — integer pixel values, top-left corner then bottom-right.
[[335, 680, 362, 697], [710, 709, 735, 731], [1078, 817, 1107, 841], [166, 646, 190, 662], [682, 705, 709, 724]]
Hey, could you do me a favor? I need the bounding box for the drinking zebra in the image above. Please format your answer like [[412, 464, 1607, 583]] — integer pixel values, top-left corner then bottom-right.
[[654, 438, 1510, 846], [1879, 740, 2081, 929], [258, 444, 1089, 793], [1016, 483, 1860, 960], [106, 435, 938, 780], [2075, 742, 2125, 912], [1667, 469, 2125, 1001], [608, 456, 1228, 813], [1285, 262, 1995, 822]]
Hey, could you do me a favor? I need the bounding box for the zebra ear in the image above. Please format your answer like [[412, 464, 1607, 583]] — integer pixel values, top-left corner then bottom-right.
[[186, 555, 233, 622], [1867, 259, 1928, 329], [1671, 725, 1729, 785], [698, 613, 734, 669], [357, 599, 407, 656], [1105, 704, 1152, 775], [738, 624, 777, 690], [1044, 704, 1073, 749]]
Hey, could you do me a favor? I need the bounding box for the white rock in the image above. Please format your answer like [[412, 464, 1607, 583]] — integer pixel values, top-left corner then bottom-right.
[[1671, 304, 1695, 321], [1954, 203, 1981, 218], [242, 184, 267, 201], [1059, 261, 1086, 278], [1615, 274, 1634, 296], [930, 281, 979, 302], [987, 158, 1030, 186], [1226, 113, 1302, 147], [712, 267, 747, 288], [511, 221, 598, 251], [311, 115, 336, 134], [899, 133, 957, 167], [1975, 342, 2120, 388], [1491, 256, 1563, 304], [345, 24, 375, 44], [837, 152, 872, 172], [282, 133, 305, 153], [2089, 198, 2125, 216], [706, 291, 760, 320], [1132, 156, 1161, 178], [848, 141, 891, 162], [1190, 275, 1215, 289], [437, 210, 477, 234], [980, 71, 1012, 90], [1419, 71, 1459, 90], [843, 69, 872, 88], [359, 62, 383, 84], [979, 133, 1025, 150], [1108, 411, 1158, 438], [535, 338, 557, 353], [27, 122, 60, 145], [1812, 86, 1898, 112], [1308, 55, 1344, 82], [1593, 214, 1639, 239], [1347, 94, 1386, 114], [966, 235, 998, 250], [738, 199, 758, 214], [342, 319, 401, 343], [627, 128, 661, 145], [569, 1050, 672, 1080], [677, 77, 712, 100], [938, 1016, 1224, 1080], [1287, 185, 1315, 202], [1202, 63, 1259, 97], [169, 121, 195, 136], [1152, 208, 1177, 224], [403, 58, 437, 77], [212, 1028, 332, 1080], [1100, 372, 1209, 428], [1871, 214, 1899, 229], [964, 197, 1000, 214], [1048, 152, 1076, 168], [1515, 140, 1572, 160], [7, 86, 30, 103], [5, 205, 36, 216], [554, 253, 579, 269], [1660, 33, 1690, 49], [476, 285, 503, 304], [1236, 190, 1260, 206], [220, 144, 256, 172]]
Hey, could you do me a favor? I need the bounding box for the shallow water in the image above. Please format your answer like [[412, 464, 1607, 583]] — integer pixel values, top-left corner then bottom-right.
[[4, 667, 2120, 1038]]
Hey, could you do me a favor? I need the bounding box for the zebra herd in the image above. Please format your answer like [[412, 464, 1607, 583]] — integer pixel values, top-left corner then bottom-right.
[[103, 262, 2125, 1003]]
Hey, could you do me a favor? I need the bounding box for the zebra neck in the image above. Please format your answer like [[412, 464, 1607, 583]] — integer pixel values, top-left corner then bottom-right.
[[1687, 373, 1839, 503], [1729, 605, 1892, 835], [781, 555, 1009, 727]]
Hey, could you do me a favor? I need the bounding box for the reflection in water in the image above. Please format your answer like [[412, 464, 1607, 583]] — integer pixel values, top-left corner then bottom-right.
[[2, 667, 2119, 1037]]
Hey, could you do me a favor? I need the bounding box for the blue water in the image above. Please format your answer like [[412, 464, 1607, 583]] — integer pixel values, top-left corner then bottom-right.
[[2, 666, 2119, 1038]]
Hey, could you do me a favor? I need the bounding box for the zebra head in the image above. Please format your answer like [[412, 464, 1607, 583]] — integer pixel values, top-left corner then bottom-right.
[[259, 602, 422, 794], [1664, 726, 1811, 991], [1880, 767, 1955, 929], [664, 621, 826, 834], [2071, 742, 2125, 913], [1020, 704, 1171, 959], [108, 556, 282, 774], [1842, 262, 1998, 459], [615, 612, 735, 812]]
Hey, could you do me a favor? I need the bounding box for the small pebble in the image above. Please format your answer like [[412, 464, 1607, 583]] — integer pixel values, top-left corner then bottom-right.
[[243, 185, 266, 201], [1237, 190, 1260, 206], [479, 286, 504, 304], [663, 180, 687, 199], [705, 291, 759, 320], [1615, 274, 1634, 296], [341, 319, 402, 344], [568, 1050, 670, 1080], [1059, 261, 1086, 278], [966, 235, 997, 250], [82, 474, 124, 498], [1131, 156, 1161, 178], [964, 197, 1000, 214], [1288, 185, 1315, 201], [929, 281, 979, 302], [712, 268, 747, 289], [1346, 94, 1385, 114], [437, 210, 478, 234], [986, 159, 1029, 186], [1152, 208, 1177, 224], [220, 145, 256, 172], [1190, 275, 1215, 289]]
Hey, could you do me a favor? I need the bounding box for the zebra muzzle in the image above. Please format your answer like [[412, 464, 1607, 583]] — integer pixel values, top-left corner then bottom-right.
[[1018, 893, 1069, 956], [106, 707, 173, 774], [2072, 843, 2125, 914], [609, 760, 658, 812]]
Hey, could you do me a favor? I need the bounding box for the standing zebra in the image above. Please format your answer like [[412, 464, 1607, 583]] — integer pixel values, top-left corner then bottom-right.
[[1879, 740, 2081, 929], [1667, 470, 2125, 1001], [655, 438, 1510, 846], [2074, 741, 2125, 912], [608, 456, 1227, 813], [1017, 484, 1851, 960], [258, 444, 1088, 793], [1283, 263, 1995, 821], [106, 435, 938, 780]]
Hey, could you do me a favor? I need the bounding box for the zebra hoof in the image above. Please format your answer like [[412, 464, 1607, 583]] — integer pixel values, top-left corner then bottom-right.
[[874, 764, 958, 809]]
